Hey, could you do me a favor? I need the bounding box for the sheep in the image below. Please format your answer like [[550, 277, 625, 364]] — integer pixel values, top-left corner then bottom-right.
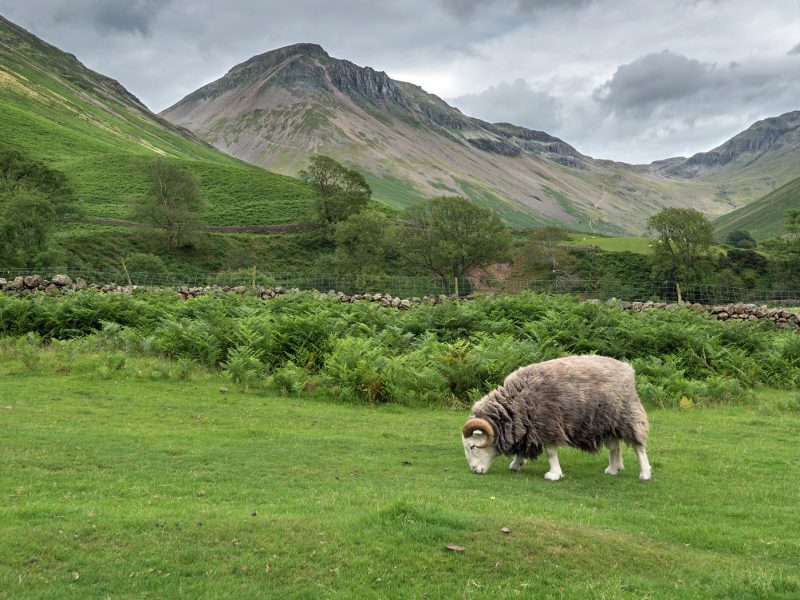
[[461, 355, 651, 481]]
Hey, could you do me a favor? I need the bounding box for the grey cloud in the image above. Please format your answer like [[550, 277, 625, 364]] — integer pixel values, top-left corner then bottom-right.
[[593, 50, 713, 116], [450, 79, 562, 132], [49, 0, 170, 36], [594, 50, 800, 125], [439, 0, 590, 21], [789, 42, 800, 55]]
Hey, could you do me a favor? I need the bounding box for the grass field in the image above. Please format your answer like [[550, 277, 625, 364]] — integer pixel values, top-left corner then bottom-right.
[[562, 234, 654, 254], [1, 352, 798, 598]]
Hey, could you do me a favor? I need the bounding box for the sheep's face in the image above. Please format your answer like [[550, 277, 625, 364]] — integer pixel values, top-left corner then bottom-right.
[[463, 431, 498, 474]]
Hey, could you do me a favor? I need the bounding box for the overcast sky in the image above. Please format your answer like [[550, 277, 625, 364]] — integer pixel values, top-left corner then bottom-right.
[[3, 0, 800, 163]]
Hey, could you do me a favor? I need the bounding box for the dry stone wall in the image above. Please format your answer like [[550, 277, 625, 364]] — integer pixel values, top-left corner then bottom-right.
[[1, 274, 798, 330]]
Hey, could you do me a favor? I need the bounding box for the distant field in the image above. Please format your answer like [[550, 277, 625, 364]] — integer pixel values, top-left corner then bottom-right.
[[0, 353, 798, 598], [562, 234, 654, 254]]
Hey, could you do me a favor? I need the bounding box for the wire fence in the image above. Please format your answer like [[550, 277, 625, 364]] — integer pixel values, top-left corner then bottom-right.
[[2, 268, 800, 307]]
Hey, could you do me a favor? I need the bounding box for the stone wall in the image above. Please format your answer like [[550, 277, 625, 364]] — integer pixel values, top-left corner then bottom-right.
[[1, 274, 797, 330]]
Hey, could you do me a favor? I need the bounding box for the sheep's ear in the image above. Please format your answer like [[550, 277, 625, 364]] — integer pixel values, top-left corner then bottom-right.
[[472, 430, 485, 438]]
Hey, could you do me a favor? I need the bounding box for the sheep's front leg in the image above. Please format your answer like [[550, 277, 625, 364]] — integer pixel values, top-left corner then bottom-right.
[[509, 454, 526, 472], [634, 444, 652, 481], [543, 445, 563, 480], [604, 439, 624, 475]]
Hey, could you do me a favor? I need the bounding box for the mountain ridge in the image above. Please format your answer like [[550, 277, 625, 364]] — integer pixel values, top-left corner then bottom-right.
[[655, 110, 800, 178], [163, 42, 798, 233]]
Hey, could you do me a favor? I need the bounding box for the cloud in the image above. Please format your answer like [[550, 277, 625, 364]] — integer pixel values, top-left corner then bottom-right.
[[450, 79, 562, 132], [593, 50, 713, 117], [48, 0, 171, 36], [439, 0, 590, 21], [789, 42, 800, 55], [593, 50, 800, 124]]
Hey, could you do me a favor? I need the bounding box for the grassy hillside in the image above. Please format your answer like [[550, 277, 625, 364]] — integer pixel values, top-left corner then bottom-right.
[[0, 16, 315, 226], [713, 176, 800, 241]]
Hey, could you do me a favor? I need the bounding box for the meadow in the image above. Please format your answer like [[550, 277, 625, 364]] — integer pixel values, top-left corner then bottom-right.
[[0, 348, 798, 599]]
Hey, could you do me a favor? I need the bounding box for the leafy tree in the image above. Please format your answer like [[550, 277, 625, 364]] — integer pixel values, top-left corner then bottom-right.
[[526, 226, 570, 271], [725, 229, 756, 249], [331, 209, 395, 273], [300, 155, 371, 226], [785, 209, 800, 239], [0, 149, 77, 268], [398, 196, 509, 285], [647, 207, 714, 284], [131, 158, 205, 251]]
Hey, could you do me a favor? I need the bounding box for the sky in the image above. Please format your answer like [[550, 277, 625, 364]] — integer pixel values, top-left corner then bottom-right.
[[2, 0, 800, 163]]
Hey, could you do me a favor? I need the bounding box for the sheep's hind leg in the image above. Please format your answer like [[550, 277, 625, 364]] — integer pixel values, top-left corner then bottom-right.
[[633, 443, 652, 481], [604, 439, 624, 475], [543, 445, 563, 481], [509, 455, 526, 472]]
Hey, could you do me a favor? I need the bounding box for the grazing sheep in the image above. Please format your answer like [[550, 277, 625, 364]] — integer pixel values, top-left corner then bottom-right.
[[462, 355, 651, 481]]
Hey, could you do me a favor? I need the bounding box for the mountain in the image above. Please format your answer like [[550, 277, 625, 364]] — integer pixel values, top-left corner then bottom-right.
[[713, 176, 800, 241], [652, 111, 800, 211], [656, 111, 800, 179], [0, 16, 314, 226], [162, 43, 732, 234]]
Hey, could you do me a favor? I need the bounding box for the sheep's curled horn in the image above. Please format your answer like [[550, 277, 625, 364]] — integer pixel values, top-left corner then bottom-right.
[[462, 418, 495, 448]]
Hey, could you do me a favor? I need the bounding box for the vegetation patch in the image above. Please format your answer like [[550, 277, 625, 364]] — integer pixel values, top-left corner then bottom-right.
[[1, 290, 798, 409]]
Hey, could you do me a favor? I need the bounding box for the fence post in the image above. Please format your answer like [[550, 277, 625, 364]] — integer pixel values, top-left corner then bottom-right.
[[120, 260, 132, 287], [676, 282, 683, 304]]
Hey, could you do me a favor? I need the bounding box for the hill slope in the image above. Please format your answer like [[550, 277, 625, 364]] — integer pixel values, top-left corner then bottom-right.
[[713, 176, 800, 241], [162, 44, 731, 234], [0, 16, 314, 225]]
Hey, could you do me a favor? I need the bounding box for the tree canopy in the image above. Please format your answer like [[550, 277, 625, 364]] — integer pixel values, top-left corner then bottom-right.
[[725, 229, 756, 249], [299, 155, 371, 226], [647, 207, 714, 283], [398, 196, 509, 284], [0, 149, 78, 268], [130, 158, 205, 251]]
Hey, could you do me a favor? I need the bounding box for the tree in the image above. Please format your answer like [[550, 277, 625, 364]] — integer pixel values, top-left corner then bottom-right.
[[331, 209, 395, 273], [398, 196, 509, 285], [526, 226, 570, 271], [299, 155, 371, 226], [725, 229, 756, 249], [785, 209, 800, 239], [647, 207, 714, 285], [131, 158, 205, 251], [0, 149, 77, 268]]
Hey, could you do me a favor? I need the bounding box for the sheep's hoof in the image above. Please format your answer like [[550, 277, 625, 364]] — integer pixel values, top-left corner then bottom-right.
[[639, 471, 652, 481], [604, 466, 620, 475], [544, 471, 563, 481]]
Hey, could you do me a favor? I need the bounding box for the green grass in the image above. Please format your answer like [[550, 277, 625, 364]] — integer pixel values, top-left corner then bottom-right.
[[562, 233, 655, 254], [1, 348, 798, 598], [713, 176, 800, 241]]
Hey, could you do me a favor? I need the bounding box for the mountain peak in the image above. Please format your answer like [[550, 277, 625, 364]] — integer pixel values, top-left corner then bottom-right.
[[228, 42, 329, 75]]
